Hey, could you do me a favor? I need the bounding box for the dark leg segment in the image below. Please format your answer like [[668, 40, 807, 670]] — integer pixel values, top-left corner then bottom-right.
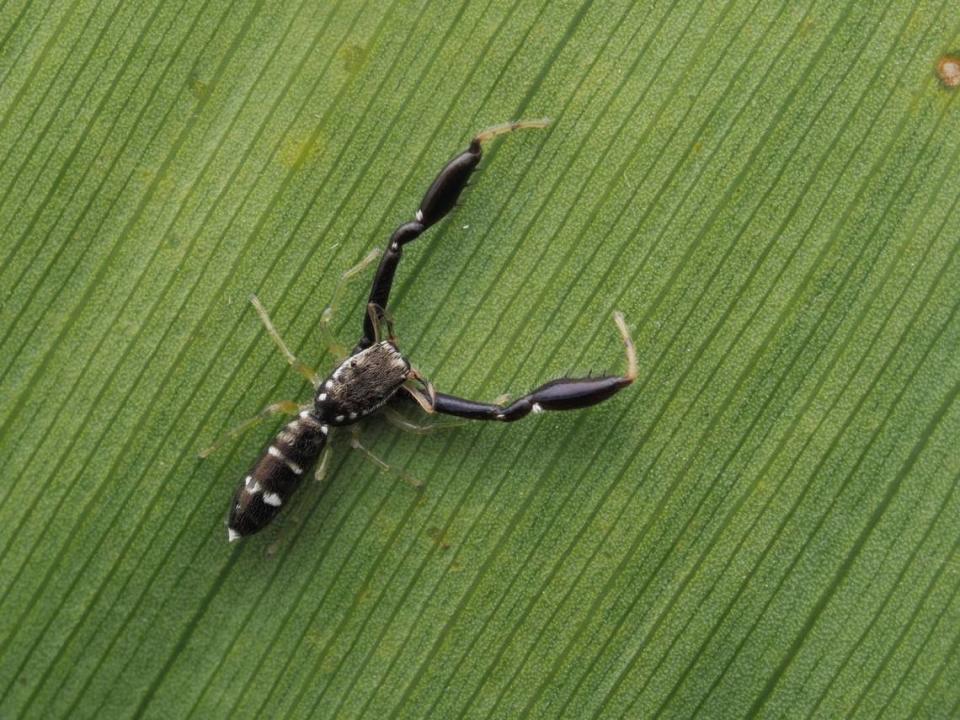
[[431, 376, 632, 422], [355, 120, 549, 351], [422, 312, 638, 423]]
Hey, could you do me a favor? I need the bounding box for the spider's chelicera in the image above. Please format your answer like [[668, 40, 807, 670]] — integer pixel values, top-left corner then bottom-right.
[[210, 121, 638, 542]]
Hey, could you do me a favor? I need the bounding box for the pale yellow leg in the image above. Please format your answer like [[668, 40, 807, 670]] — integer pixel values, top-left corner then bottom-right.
[[402, 366, 436, 414], [250, 295, 320, 385], [473, 118, 551, 144], [198, 400, 302, 458], [612, 310, 638, 381], [365, 302, 397, 345], [314, 438, 333, 483], [320, 248, 381, 359], [349, 427, 423, 489], [382, 407, 466, 435]]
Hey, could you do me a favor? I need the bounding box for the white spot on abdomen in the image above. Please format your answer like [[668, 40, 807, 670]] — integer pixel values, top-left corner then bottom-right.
[[269, 445, 303, 475]]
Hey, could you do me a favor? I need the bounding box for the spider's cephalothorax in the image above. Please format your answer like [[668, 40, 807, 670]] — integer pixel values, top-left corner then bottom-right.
[[217, 120, 638, 542], [315, 341, 411, 426]]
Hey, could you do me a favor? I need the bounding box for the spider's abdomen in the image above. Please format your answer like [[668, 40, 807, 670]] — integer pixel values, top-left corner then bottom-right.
[[315, 342, 410, 425], [227, 411, 328, 540]]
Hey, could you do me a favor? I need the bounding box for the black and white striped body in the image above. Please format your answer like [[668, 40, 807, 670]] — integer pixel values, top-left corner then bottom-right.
[[227, 410, 327, 540], [227, 341, 411, 541]]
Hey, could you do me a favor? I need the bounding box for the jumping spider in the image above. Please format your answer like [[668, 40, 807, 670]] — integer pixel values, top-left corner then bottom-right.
[[208, 120, 637, 541]]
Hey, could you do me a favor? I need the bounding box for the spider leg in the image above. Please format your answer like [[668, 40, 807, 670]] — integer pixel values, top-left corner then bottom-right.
[[349, 427, 423, 489], [250, 294, 320, 385], [417, 312, 636, 422], [321, 248, 381, 360], [365, 302, 397, 345], [402, 365, 436, 415], [383, 407, 467, 434], [314, 436, 333, 483], [355, 119, 550, 351], [198, 400, 304, 458]]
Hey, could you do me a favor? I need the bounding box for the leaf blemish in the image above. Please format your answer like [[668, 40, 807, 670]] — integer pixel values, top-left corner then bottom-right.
[[188, 72, 210, 100], [427, 526, 451, 550], [340, 43, 369, 74], [936, 54, 960, 88]]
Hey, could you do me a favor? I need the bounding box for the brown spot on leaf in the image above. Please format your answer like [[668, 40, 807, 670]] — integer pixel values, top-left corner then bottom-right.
[[188, 73, 210, 100], [278, 133, 324, 170], [936, 54, 960, 88], [426, 526, 451, 550], [340, 43, 369, 75]]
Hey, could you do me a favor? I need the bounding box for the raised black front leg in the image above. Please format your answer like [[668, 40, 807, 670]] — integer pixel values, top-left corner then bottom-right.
[[422, 312, 637, 422], [355, 120, 549, 351]]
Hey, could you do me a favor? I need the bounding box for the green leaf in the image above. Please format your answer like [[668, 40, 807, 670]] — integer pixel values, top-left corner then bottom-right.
[[2, 0, 959, 717]]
